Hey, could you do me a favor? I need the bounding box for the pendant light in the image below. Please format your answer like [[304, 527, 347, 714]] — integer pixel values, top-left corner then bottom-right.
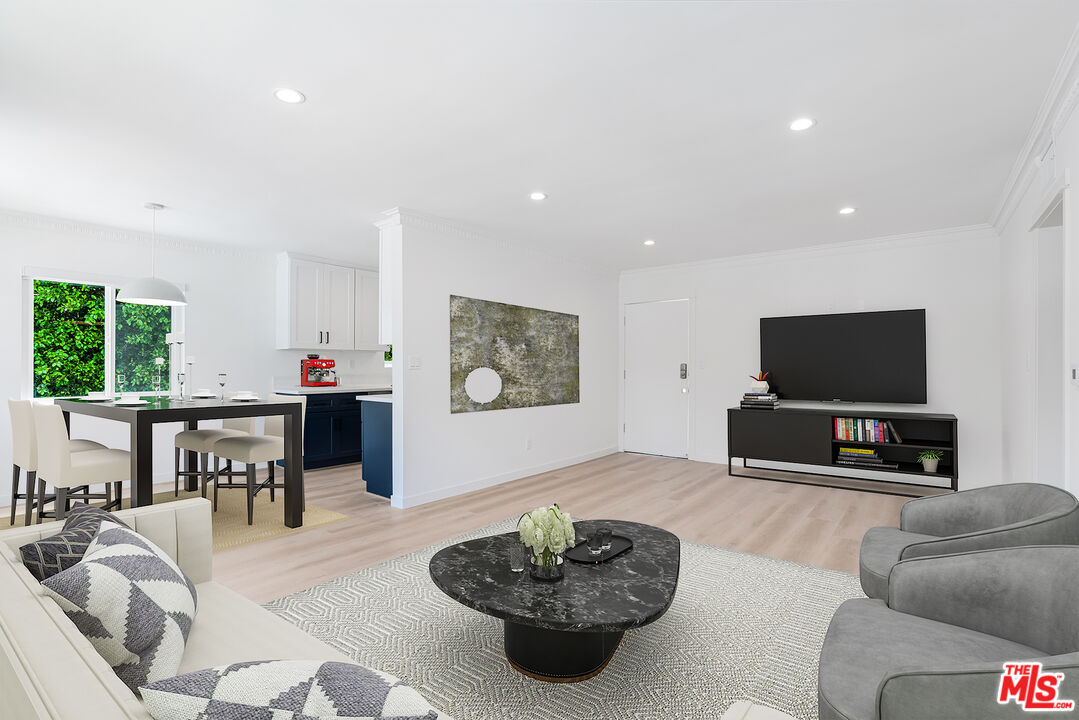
[[117, 202, 188, 306]]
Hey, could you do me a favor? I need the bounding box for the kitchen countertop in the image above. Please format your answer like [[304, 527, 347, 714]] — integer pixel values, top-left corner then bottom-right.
[[276, 384, 392, 395], [357, 395, 393, 404]]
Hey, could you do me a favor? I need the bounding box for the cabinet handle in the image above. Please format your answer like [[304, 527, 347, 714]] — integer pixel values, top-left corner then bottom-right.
[[326, 331, 330, 344], [319, 331, 323, 344]]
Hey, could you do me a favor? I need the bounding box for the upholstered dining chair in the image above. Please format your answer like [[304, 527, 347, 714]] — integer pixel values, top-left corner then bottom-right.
[[31, 403, 130, 522], [859, 483, 1079, 599], [211, 394, 306, 525], [174, 416, 256, 497], [8, 399, 108, 525]]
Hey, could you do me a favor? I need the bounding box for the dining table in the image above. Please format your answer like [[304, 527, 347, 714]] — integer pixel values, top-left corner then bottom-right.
[[54, 396, 306, 527]]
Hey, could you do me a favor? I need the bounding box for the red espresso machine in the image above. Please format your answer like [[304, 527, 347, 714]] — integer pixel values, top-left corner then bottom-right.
[[300, 354, 338, 387]]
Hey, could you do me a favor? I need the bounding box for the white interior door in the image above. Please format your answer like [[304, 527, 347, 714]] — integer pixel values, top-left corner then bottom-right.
[[624, 299, 689, 458]]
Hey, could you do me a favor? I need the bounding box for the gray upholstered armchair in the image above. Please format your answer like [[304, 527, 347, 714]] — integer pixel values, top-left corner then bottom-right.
[[859, 483, 1079, 599], [820, 546, 1079, 720]]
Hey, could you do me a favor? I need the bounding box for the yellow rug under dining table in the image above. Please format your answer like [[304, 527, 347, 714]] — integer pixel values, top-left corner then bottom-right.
[[6, 489, 347, 552]]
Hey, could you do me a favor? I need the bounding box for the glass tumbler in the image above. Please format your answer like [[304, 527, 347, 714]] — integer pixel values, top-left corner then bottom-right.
[[587, 533, 604, 556], [598, 527, 613, 551], [509, 541, 526, 573]]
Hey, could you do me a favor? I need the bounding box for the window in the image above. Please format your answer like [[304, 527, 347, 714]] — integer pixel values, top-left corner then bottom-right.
[[32, 278, 175, 398]]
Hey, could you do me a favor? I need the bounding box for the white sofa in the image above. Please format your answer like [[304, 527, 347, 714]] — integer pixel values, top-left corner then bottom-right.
[[0, 498, 354, 719]]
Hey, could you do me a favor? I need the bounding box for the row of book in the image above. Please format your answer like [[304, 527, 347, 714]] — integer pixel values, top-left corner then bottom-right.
[[834, 417, 904, 443], [740, 392, 778, 410], [835, 446, 899, 470]]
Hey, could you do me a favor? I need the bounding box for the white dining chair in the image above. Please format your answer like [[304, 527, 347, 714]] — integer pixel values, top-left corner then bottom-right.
[[31, 404, 131, 523], [8, 399, 109, 525], [212, 394, 306, 525], [173, 416, 256, 497]]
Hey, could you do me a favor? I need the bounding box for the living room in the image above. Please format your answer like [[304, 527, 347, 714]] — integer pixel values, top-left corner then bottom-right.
[[2, 1, 1079, 719]]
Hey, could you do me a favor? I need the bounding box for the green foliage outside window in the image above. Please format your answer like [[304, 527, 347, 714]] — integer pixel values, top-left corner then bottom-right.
[[116, 297, 171, 392], [33, 280, 106, 397], [32, 280, 172, 398], [384, 344, 392, 363]]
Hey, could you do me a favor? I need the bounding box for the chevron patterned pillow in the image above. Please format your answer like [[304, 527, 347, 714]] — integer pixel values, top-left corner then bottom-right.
[[19, 502, 130, 581], [40, 520, 198, 694], [140, 660, 450, 720]]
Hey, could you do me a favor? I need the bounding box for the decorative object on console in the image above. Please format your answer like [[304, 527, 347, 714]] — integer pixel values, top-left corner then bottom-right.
[[18, 502, 130, 581], [450, 295, 579, 413], [140, 660, 448, 720], [916, 449, 943, 473], [40, 520, 198, 693], [517, 504, 574, 581], [748, 371, 770, 393]]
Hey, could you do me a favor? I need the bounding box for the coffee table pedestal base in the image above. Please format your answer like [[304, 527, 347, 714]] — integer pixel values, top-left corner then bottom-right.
[[503, 621, 623, 683]]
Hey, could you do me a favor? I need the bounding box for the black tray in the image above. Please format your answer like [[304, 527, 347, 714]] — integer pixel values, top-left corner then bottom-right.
[[565, 535, 633, 564]]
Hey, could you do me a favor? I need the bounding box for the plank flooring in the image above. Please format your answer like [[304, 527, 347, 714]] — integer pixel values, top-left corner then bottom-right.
[[206, 452, 904, 603]]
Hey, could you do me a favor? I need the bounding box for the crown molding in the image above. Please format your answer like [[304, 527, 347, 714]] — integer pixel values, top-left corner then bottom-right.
[[0, 208, 263, 259], [990, 23, 1079, 231], [620, 223, 998, 278]]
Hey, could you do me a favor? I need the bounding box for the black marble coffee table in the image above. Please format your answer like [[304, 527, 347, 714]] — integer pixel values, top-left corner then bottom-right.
[[429, 519, 680, 682]]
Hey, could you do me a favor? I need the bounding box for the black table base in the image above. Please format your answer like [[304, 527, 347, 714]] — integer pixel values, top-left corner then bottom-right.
[[503, 620, 623, 683]]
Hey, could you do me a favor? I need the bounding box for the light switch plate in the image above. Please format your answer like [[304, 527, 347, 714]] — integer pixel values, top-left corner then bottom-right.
[[408, 356, 422, 370]]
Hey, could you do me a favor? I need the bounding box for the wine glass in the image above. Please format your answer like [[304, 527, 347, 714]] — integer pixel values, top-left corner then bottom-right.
[[217, 372, 228, 401], [177, 372, 186, 403], [116, 373, 126, 398]]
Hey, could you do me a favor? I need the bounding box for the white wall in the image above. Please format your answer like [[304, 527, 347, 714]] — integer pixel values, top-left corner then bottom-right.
[[620, 225, 1004, 490], [0, 210, 388, 507], [384, 209, 619, 508]]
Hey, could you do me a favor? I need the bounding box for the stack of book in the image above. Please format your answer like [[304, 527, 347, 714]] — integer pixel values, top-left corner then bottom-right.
[[834, 417, 903, 443], [835, 446, 899, 469], [740, 392, 778, 410]]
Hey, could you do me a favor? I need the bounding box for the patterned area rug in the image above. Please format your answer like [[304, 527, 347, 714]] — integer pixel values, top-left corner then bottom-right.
[[5, 488, 347, 553], [266, 519, 863, 720]]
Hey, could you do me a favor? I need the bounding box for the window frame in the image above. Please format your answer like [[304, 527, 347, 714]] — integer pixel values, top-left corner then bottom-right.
[[22, 268, 185, 399]]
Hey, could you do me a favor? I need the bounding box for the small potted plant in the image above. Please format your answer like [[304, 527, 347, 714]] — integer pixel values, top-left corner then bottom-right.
[[748, 371, 770, 393], [518, 504, 575, 582], [916, 449, 943, 473]]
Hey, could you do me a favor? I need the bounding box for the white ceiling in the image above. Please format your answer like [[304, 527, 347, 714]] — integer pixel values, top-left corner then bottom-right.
[[2, 1, 1077, 270]]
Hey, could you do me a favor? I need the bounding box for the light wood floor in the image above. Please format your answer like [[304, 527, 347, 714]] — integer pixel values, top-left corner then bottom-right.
[[206, 452, 905, 603]]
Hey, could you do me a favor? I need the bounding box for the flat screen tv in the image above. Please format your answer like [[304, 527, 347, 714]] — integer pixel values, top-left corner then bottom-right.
[[759, 309, 927, 403]]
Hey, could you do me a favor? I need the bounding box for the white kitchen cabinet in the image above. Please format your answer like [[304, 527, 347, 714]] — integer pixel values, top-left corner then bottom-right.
[[276, 254, 356, 350], [354, 269, 384, 350], [320, 263, 355, 350]]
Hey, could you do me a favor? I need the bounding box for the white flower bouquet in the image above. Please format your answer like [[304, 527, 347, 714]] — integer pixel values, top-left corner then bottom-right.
[[518, 504, 575, 568]]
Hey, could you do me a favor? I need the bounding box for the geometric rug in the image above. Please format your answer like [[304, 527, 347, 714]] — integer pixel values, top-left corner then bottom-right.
[[265, 518, 864, 720], [5, 488, 347, 553]]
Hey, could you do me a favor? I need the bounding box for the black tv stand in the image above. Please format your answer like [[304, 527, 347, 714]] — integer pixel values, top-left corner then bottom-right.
[[727, 406, 957, 497]]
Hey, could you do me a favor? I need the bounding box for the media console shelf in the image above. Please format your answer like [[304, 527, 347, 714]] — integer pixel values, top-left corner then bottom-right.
[[727, 406, 957, 497]]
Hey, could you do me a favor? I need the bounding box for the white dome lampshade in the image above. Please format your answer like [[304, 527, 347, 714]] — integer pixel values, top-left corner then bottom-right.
[[116, 276, 187, 306], [117, 202, 187, 307]]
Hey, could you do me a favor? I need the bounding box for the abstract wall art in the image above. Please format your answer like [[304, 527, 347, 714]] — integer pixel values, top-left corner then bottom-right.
[[450, 295, 580, 413]]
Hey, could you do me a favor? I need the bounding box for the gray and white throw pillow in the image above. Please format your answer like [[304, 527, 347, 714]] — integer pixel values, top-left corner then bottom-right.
[[40, 520, 198, 694], [19, 502, 131, 581], [140, 660, 449, 720]]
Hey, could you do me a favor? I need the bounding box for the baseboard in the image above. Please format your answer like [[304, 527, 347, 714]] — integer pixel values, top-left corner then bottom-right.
[[394, 447, 619, 509]]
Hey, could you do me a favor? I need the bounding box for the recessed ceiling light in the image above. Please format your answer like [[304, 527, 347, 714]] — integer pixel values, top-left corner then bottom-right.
[[273, 88, 306, 104], [839, 206, 856, 215], [643, 239, 656, 246], [789, 117, 816, 132], [530, 191, 547, 201]]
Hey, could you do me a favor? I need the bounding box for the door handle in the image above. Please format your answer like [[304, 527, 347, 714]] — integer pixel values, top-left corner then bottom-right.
[[679, 363, 687, 379]]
